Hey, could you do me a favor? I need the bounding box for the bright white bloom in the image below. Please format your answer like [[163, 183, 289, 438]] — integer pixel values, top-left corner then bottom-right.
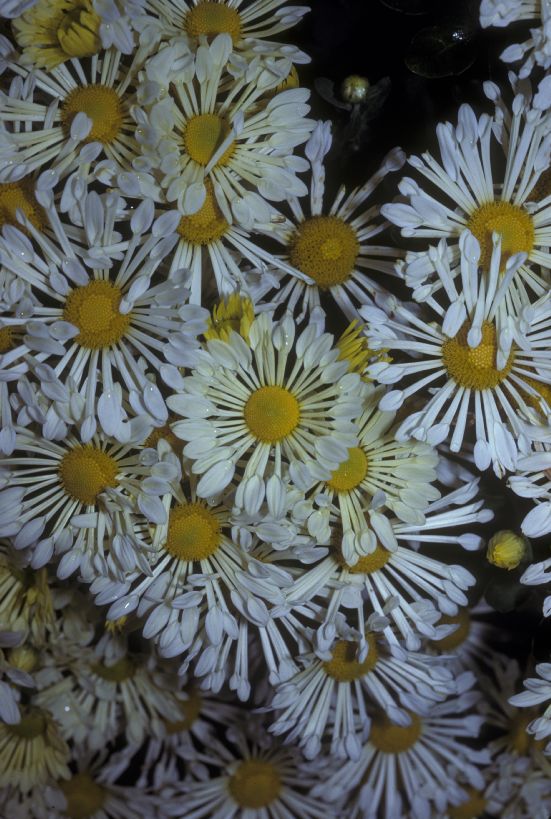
[[364, 231, 551, 477], [254, 120, 405, 321], [509, 438, 551, 537], [382, 92, 551, 315], [134, 34, 314, 220], [509, 662, 551, 752], [481, 0, 551, 77], [168, 311, 367, 504]]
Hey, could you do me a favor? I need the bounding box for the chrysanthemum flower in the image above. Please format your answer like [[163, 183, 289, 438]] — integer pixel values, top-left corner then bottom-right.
[[382, 92, 551, 315], [255, 120, 405, 321], [509, 438, 551, 537], [168, 311, 367, 504], [134, 34, 314, 219], [0, 705, 70, 792], [363, 230, 551, 477], [480, 0, 551, 77]]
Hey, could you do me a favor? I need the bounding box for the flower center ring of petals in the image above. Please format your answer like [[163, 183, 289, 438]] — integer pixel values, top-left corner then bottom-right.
[[323, 635, 379, 682], [185, 2, 242, 42], [61, 85, 124, 145], [228, 761, 282, 809], [369, 713, 422, 753], [183, 114, 235, 168], [165, 502, 221, 562], [327, 446, 368, 493], [60, 773, 107, 819]]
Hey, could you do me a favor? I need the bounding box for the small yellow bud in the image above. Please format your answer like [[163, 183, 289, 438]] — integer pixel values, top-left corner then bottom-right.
[[341, 75, 370, 104], [8, 645, 39, 673], [486, 530, 529, 570]]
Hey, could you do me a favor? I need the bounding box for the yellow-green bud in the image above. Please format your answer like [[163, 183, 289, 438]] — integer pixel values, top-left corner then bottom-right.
[[341, 75, 370, 104], [486, 530, 529, 570]]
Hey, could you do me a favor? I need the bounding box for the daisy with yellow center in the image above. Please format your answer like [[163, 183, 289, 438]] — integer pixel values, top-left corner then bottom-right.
[[0, 706, 70, 793], [167, 311, 367, 508], [364, 229, 551, 478], [255, 120, 406, 322], [268, 628, 453, 761], [0, 190, 195, 441], [383, 89, 551, 317], [134, 34, 314, 219]]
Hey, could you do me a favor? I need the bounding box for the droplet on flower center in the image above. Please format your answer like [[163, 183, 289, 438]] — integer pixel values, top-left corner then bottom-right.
[[448, 787, 487, 819], [369, 712, 422, 753], [228, 760, 282, 809], [59, 445, 119, 506], [323, 633, 378, 682], [92, 656, 135, 683], [165, 502, 221, 562], [7, 709, 47, 740], [0, 181, 44, 232], [61, 85, 124, 145], [165, 689, 202, 734], [177, 181, 229, 244], [430, 608, 471, 651], [289, 216, 359, 289], [441, 320, 515, 391], [185, 1, 242, 42], [467, 201, 534, 272], [327, 446, 368, 493], [244, 385, 300, 444], [183, 114, 235, 167], [60, 772, 107, 819], [63, 280, 131, 349]]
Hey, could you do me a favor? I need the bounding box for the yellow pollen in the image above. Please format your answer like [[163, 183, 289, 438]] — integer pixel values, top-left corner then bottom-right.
[[63, 280, 131, 349], [92, 656, 135, 683], [61, 85, 124, 145], [467, 201, 534, 271], [486, 530, 528, 570], [430, 609, 471, 651], [327, 446, 368, 493], [228, 760, 281, 809], [244, 385, 300, 444], [348, 544, 391, 574], [165, 502, 221, 562], [323, 633, 378, 682], [369, 712, 422, 753], [442, 320, 515, 391], [183, 114, 235, 168], [60, 772, 107, 819], [0, 181, 44, 232], [205, 293, 254, 343], [289, 216, 359, 290], [448, 788, 487, 819], [185, 1, 242, 42], [165, 689, 202, 734], [7, 710, 47, 740], [0, 325, 21, 354], [177, 181, 229, 245], [59, 445, 119, 506]]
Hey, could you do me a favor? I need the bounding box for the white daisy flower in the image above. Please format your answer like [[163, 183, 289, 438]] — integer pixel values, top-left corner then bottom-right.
[[134, 34, 314, 220], [0, 187, 196, 442], [509, 662, 551, 752], [290, 479, 488, 653], [382, 90, 551, 315], [480, 0, 551, 78], [0, 705, 70, 793], [509, 438, 551, 537], [168, 310, 367, 505], [363, 230, 551, 477], [486, 756, 551, 819], [255, 120, 405, 322]]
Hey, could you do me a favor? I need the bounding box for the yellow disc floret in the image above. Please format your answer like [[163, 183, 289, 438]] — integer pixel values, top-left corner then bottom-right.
[[228, 760, 282, 809], [467, 201, 534, 271], [369, 712, 422, 753], [61, 85, 124, 145], [289, 216, 360, 289], [430, 609, 471, 651], [185, 1, 242, 42], [0, 181, 44, 232], [205, 293, 254, 343], [326, 446, 368, 493], [244, 385, 300, 443], [0, 325, 19, 354], [183, 114, 235, 167], [486, 530, 529, 570], [59, 445, 119, 506], [63, 280, 131, 349], [165, 502, 222, 562], [442, 320, 515, 391], [13, 0, 101, 70], [60, 772, 107, 819], [177, 181, 229, 245], [323, 633, 379, 682], [347, 544, 391, 574], [448, 788, 487, 819]]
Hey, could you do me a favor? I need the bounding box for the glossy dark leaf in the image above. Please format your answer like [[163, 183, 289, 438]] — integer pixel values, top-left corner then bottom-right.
[[380, 0, 435, 14], [405, 24, 477, 77]]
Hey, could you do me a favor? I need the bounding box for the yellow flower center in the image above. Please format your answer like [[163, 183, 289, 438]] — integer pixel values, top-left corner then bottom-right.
[[61, 85, 124, 145], [63, 280, 131, 349], [467, 201, 534, 271], [185, 1, 242, 42], [7, 710, 47, 740], [177, 181, 229, 245], [58, 445, 119, 506], [60, 773, 107, 819], [349, 544, 391, 574], [336, 320, 374, 377], [183, 114, 235, 167], [92, 656, 135, 683], [0, 325, 19, 354], [430, 609, 471, 651], [448, 788, 487, 819], [509, 710, 546, 755], [165, 502, 221, 562], [326, 446, 368, 493], [519, 373, 551, 415], [205, 293, 254, 343], [369, 712, 422, 753], [323, 633, 378, 682], [228, 760, 282, 809], [165, 689, 202, 734], [0, 181, 44, 232], [244, 385, 300, 444], [486, 530, 528, 570], [441, 320, 515, 391], [144, 423, 184, 455], [289, 216, 359, 290]]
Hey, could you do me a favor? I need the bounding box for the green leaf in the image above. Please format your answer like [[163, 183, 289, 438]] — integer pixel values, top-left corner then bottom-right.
[[405, 24, 477, 77]]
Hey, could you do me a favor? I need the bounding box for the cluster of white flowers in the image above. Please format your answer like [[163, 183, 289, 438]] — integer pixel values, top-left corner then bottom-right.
[[0, 0, 550, 817]]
